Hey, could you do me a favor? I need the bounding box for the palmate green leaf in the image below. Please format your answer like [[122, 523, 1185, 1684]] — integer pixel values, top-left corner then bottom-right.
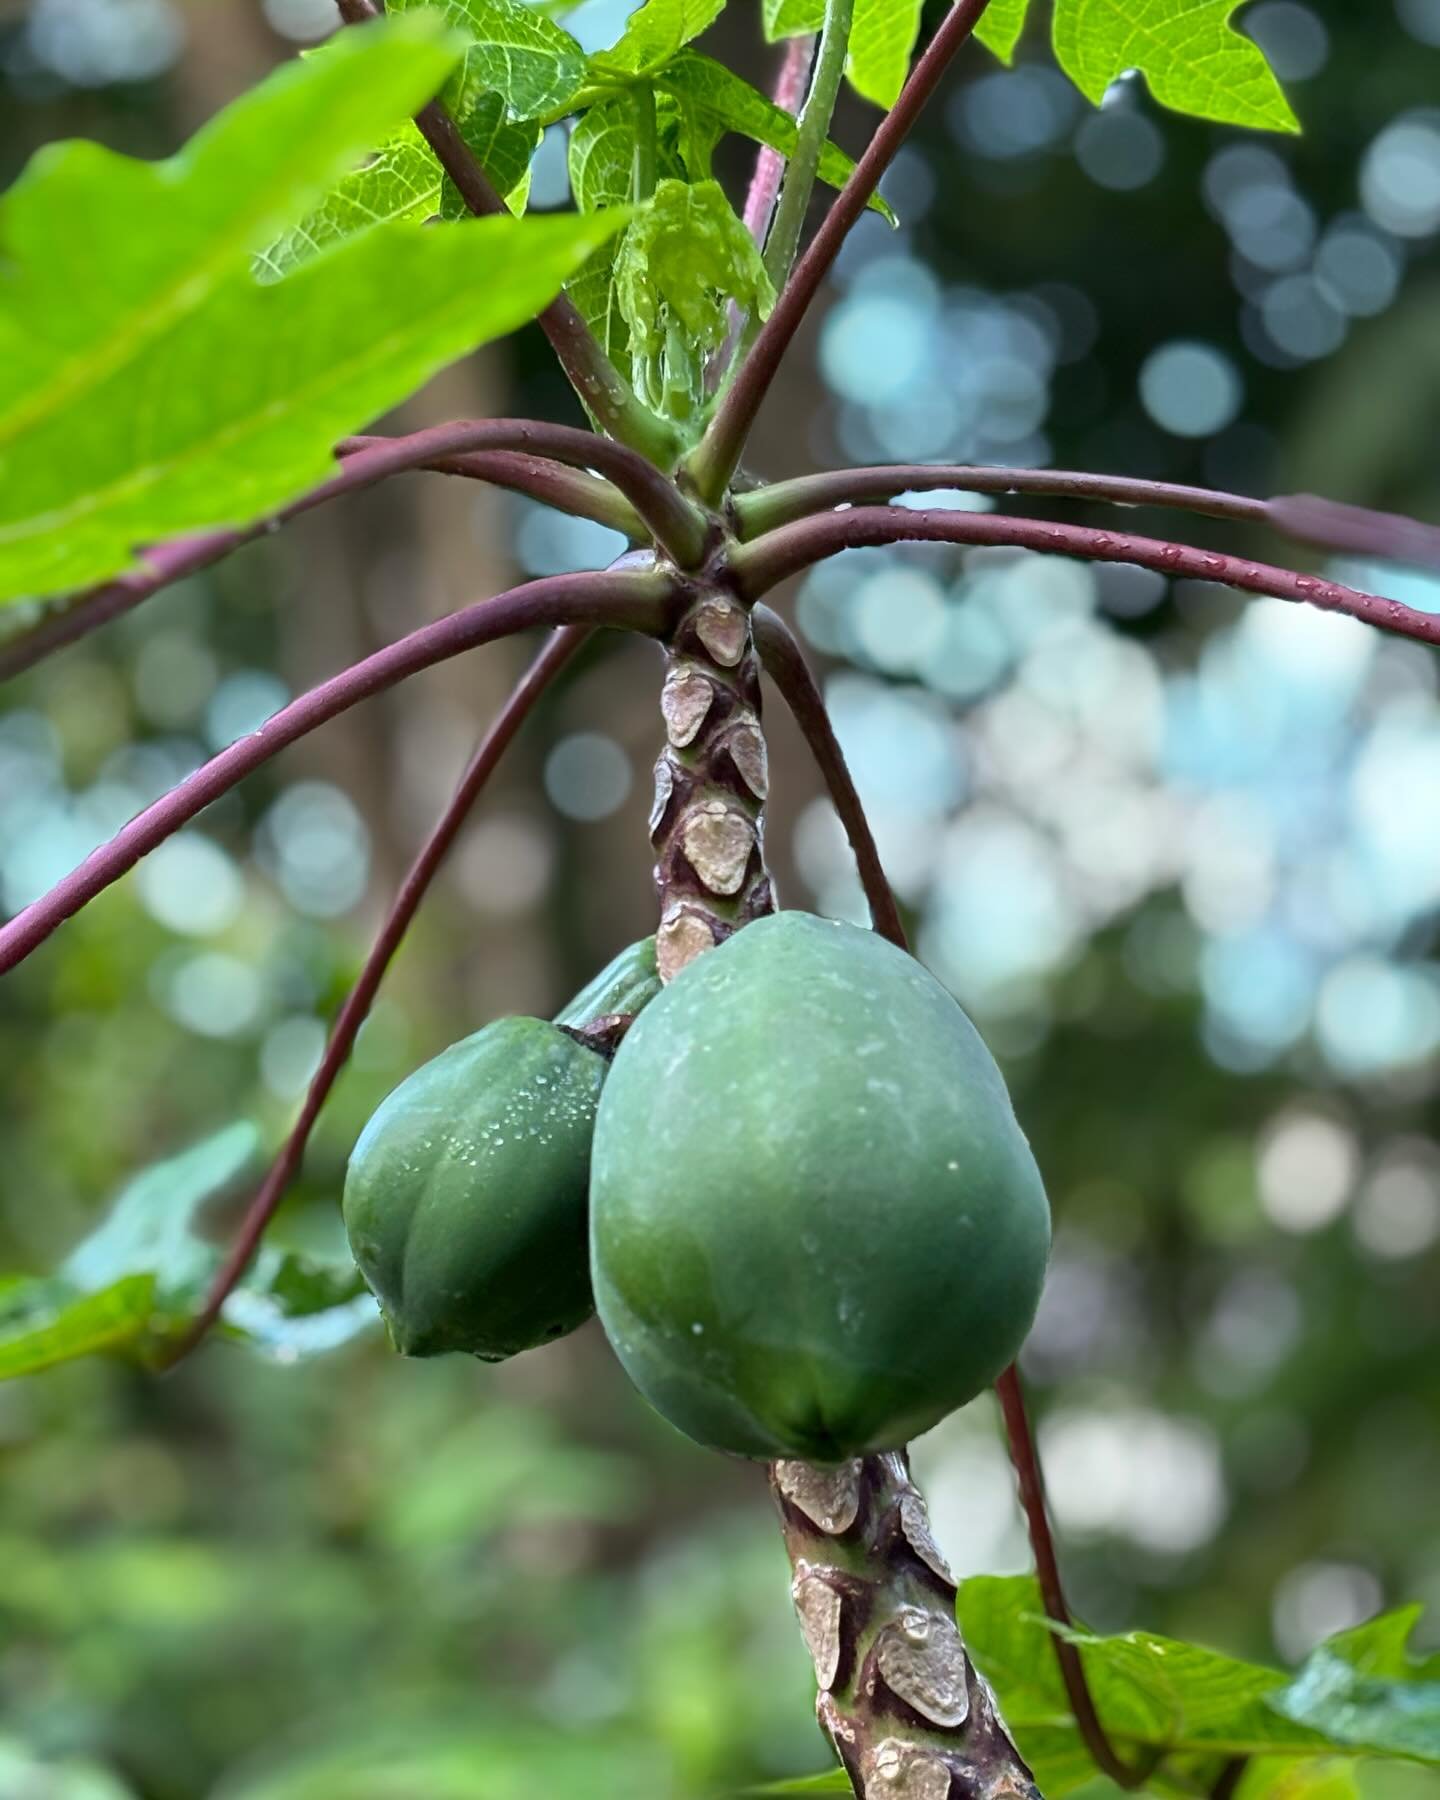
[[759, 0, 921, 111], [1268, 1612, 1440, 1764], [590, 0, 726, 78], [957, 1575, 1440, 1796], [771, 0, 1296, 127], [0, 1275, 160, 1379], [0, 191, 624, 603], [258, 126, 448, 278], [565, 96, 646, 377], [616, 177, 773, 416], [393, 0, 587, 120], [0, 19, 458, 502], [657, 52, 894, 219], [976, 0, 1298, 132], [440, 92, 543, 215], [0, 1126, 378, 1377], [973, 0, 1028, 62]]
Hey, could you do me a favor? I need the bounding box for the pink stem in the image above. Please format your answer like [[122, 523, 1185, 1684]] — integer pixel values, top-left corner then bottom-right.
[[745, 35, 820, 243], [732, 505, 1440, 644], [169, 624, 592, 1362], [0, 566, 673, 975]]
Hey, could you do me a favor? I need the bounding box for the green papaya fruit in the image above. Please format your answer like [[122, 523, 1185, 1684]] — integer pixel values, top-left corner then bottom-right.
[[553, 935, 661, 1029], [343, 1016, 606, 1360], [589, 912, 1051, 1461]]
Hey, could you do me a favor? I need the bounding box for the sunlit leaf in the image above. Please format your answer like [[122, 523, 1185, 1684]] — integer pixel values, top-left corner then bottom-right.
[[394, 0, 587, 120], [590, 0, 726, 78], [0, 37, 626, 607], [0, 1275, 158, 1379], [770, 0, 1297, 129], [759, 0, 923, 111], [973, 0, 1028, 62], [974, 0, 1298, 130], [957, 1576, 1440, 1797], [616, 177, 773, 417], [657, 52, 893, 219], [1268, 1618, 1440, 1764]]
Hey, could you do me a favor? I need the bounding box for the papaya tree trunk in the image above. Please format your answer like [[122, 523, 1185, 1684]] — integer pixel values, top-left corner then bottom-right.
[[648, 579, 1040, 1799]]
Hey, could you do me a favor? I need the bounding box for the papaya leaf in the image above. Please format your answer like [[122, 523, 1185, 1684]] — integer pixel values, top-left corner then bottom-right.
[[0, 89, 622, 604], [62, 1122, 261, 1300], [392, 0, 587, 120], [759, 0, 921, 111], [565, 96, 644, 377], [1267, 1615, 1440, 1764], [0, 1275, 159, 1379], [259, 106, 537, 277], [973, 0, 1029, 62], [1054, 0, 1297, 132], [846, 0, 924, 110], [958, 1576, 1440, 1795], [439, 92, 543, 217], [0, 1125, 382, 1378], [973, 0, 1297, 132], [257, 127, 448, 278], [615, 177, 773, 418], [0, 19, 459, 570], [656, 52, 894, 220], [590, 0, 726, 79]]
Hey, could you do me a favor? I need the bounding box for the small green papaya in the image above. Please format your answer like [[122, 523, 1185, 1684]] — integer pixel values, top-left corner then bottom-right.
[[343, 1016, 606, 1360], [589, 912, 1051, 1461], [553, 935, 661, 1030]]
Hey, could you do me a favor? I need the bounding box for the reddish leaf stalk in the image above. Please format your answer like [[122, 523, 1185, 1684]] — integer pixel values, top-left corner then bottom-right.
[[0, 566, 673, 975], [750, 604, 906, 950], [732, 505, 1440, 644], [171, 625, 591, 1361], [691, 0, 996, 498], [0, 420, 684, 685], [996, 1366, 1153, 1789], [734, 462, 1440, 571]]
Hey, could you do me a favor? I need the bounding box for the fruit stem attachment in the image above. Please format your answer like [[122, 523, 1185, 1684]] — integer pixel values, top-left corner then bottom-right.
[[168, 625, 594, 1362]]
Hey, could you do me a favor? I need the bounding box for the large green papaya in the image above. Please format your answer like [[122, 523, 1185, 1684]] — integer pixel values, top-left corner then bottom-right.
[[589, 912, 1051, 1461], [343, 1016, 606, 1359]]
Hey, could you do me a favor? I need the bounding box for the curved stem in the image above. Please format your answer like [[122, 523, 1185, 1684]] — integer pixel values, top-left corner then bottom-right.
[[321, 420, 706, 566], [339, 437, 644, 538], [168, 625, 592, 1363], [0, 565, 674, 975], [334, 0, 676, 465], [750, 605, 905, 950], [0, 421, 689, 685], [996, 1366, 1154, 1789], [734, 462, 1440, 571], [689, 0, 995, 499], [730, 505, 1440, 644], [761, 0, 854, 294], [737, 464, 1270, 539]]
